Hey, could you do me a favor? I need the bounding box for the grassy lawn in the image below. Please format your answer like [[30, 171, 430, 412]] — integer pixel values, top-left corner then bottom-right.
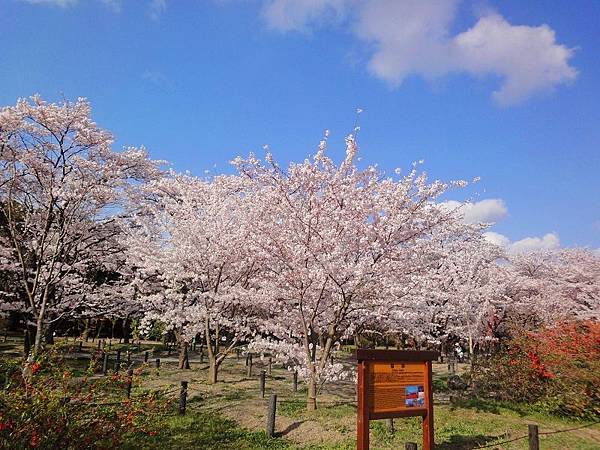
[[123, 400, 600, 449], [2, 337, 599, 449]]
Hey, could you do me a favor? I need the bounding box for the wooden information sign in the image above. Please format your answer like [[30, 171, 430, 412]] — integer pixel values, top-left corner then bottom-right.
[[355, 349, 438, 450]]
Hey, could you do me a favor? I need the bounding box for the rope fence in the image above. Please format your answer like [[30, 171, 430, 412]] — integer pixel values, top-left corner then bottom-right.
[[475, 421, 600, 449]]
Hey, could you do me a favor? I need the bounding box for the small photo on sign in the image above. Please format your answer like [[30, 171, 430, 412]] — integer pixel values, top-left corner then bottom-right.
[[405, 385, 425, 407]]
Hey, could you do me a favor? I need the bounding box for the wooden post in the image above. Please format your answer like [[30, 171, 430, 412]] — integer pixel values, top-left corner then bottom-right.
[[247, 354, 253, 378], [168, 343, 172, 356], [155, 358, 161, 369], [528, 424, 540, 450], [179, 381, 188, 415], [126, 368, 133, 398], [108, 340, 112, 350], [144, 351, 149, 363], [266, 393, 277, 438], [127, 350, 131, 366], [23, 329, 31, 356], [357, 360, 369, 450], [199, 348, 204, 363], [236, 348, 240, 360], [260, 370, 266, 398], [78, 341, 83, 352], [268, 357, 272, 375], [245, 353, 249, 366], [387, 418, 395, 433], [423, 360, 434, 450], [114, 349, 121, 373], [405, 443, 417, 450], [293, 371, 298, 392], [102, 352, 109, 375], [97, 340, 101, 350]]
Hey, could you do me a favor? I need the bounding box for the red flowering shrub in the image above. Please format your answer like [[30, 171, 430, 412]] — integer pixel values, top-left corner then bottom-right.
[[472, 320, 600, 419], [0, 349, 174, 449]]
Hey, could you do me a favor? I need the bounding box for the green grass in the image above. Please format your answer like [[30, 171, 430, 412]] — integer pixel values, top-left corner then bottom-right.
[[122, 407, 294, 450], [3, 338, 599, 449]]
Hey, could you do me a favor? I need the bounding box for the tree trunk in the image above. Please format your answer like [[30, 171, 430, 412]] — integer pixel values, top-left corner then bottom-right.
[[179, 341, 191, 369], [207, 355, 218, 384], [123, 317, 131, 344], [82, 318, 91, 342], [306, 377, 317, 411], [24, 328, 31, 357], [44, 320, 54, 345], [33, 313, 45, 357], [95, 319, 103, 341]]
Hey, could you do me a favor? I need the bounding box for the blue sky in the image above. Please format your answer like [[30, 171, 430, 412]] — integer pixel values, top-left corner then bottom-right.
[[2, 0, 599, 251]]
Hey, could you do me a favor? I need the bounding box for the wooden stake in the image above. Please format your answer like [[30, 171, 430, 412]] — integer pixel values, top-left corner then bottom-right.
[[114, 349, 121, 373], [387, 418, 395, 433], [102, 352, 109, 375], [126, 368, 133, 398], [179, 381, 188, 415], [528, 424, 540, 450], [260, 370, 266, 398], [266, 393, 277, 438], [247, 354, 253, 378]]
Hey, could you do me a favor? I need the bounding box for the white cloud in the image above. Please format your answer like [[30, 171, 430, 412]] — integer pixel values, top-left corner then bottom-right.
[[453, 14, 577, 105], [141, 70, 172, 88], [261, 0, 577, 105], [148, 0, 167, 20], [482, 231, 510, 248], [441, 198, 508, 224], [262, 0, 347, 32], [23, 0, 120, 11], [510, 233, 560, 253], [484, 231, 561, 253], [23, 0, 77, 6], [101, 0, 121, 13]]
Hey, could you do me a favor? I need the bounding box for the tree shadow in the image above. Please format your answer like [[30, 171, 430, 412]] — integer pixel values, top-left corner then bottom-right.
[[436, 434, 503, 449], [276, 420, 306, 437], [450, 397, 533, 417]]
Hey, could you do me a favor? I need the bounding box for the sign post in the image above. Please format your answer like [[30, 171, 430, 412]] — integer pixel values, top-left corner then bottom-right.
[[355, 349, 438, 450]]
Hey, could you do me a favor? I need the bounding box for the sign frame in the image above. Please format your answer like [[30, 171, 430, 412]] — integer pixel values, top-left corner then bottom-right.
[[354, 349, 438, 450]]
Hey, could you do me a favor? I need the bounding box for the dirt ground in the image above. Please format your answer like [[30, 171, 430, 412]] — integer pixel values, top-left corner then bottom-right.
[[3, 336, 600, 449]]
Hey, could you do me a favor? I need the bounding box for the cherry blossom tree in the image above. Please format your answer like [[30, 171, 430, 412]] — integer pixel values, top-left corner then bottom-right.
[[509, 248, 600, 324], [422, 236, 509, 354], [125, 173, 264, 382], [0, 95, 161, 356], [235, 133, 473, 410]]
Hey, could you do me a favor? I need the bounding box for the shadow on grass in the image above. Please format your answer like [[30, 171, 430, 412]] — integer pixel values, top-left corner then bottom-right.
[[451, 397, 534, 417], [436, 434, 504, 450], [122, 408, 292, 450], [276, 420, 306, 437]]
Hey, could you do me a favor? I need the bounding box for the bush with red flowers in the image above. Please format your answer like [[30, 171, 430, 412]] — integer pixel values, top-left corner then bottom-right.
[[0, 348, 174, 449], [472, 320, 600, 419]]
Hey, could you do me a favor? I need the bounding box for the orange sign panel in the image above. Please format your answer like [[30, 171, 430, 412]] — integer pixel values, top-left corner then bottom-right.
[[367, 361, 427, 413]]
